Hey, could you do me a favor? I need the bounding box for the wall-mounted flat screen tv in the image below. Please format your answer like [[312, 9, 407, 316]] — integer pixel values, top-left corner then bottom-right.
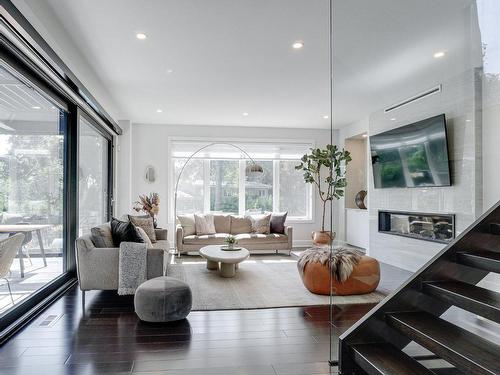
[[370, 114, 451, 188]]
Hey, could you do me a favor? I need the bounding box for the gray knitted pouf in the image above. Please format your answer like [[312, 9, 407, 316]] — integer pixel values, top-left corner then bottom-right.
[[134, 276, 192, 322]]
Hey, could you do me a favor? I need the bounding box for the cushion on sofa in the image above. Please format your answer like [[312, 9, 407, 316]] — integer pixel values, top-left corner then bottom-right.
[[249, 214, 271, 234], [230, 216, 252, 234], [110, 218, 144, 246], [234, 233, 288, 245], [270, 212, 288, 234], [213, 214, 231, 233], [137, 227, 153, 248], [183, 233, 229, 245], [91, 223, 114, 248], [151, 239, 170, 252], [177, 214, 196, 236], [129, 215, 157, 242], [195, 213, 216, 235]]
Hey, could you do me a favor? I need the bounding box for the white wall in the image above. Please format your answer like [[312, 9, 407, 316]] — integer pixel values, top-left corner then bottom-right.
[[369, 68, 482, 272], [115, 123, 335, 247]]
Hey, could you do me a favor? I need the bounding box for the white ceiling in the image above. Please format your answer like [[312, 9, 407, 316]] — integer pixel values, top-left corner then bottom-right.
[[16, 0, 480, 129]]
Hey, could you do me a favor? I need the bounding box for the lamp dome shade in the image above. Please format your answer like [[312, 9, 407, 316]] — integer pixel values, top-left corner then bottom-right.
[[245, 163, 264, 174]]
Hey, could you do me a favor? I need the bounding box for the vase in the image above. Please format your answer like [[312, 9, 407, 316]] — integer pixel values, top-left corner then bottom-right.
[[355, 190, 367, 209], [311, 231, 335, 246]]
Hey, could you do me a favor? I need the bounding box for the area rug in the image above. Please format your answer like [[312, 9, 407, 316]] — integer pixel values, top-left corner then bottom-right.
[[168, 255, 385, 310]]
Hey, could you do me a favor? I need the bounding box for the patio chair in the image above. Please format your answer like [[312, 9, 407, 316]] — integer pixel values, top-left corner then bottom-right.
[[0, 233, 25, 305], [9, 222, 34, 266]]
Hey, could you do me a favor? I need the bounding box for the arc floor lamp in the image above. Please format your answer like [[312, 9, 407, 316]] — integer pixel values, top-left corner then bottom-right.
[[173, 142, 263, 255]]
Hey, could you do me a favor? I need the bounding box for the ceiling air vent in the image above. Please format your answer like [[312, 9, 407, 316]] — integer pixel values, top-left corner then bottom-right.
[[384, 85, 442, 113]]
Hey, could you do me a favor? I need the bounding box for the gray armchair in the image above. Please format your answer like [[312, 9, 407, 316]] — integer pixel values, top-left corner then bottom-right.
[[75, 228, 170, 303]]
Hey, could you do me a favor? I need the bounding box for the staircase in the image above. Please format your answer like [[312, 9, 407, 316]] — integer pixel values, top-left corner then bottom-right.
[[338, 202, 500, 375]]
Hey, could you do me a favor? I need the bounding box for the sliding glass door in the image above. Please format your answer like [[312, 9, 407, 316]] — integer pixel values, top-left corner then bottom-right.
[[78, 115, 110, 236], [0, 63, 66, 316]]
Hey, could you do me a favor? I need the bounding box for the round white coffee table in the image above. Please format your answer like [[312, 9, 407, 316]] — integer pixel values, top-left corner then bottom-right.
[[199, 245, 250, 278]]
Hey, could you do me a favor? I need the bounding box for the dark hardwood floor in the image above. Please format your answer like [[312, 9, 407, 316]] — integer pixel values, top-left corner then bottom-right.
[[0, 262, 411, 374]]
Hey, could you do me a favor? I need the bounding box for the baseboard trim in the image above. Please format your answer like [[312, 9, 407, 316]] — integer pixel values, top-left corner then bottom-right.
[[293, 240, 313, 248]]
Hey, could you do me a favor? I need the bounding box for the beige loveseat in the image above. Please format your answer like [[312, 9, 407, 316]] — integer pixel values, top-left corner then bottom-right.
[[176, 214, 292, 254]]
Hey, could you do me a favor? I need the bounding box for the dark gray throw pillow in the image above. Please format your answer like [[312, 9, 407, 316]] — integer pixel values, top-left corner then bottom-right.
[[270, 212, 288, 234], [110, 217, 144, 246]]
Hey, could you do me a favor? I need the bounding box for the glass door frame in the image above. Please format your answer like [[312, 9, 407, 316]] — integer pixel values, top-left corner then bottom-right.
[[76, 109, 114, 229], [0, 50, 115, 343], [0, 52, 76, 337]]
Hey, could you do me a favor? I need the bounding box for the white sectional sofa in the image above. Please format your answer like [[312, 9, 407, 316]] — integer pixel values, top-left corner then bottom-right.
[[176, 214, 292, 254]]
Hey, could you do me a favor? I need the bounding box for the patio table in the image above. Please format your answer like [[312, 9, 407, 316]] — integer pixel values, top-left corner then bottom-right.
[[0, 224, 52, 278]]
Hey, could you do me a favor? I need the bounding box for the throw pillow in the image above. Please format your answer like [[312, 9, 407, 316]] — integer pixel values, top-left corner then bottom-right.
[[194, 213, 216, 235], [230, 216, 252, 234], [91, 223, 115, 248], [136, 226, 153, 248], [110, 217, 144, 246], [129, 215, 157, 243], [249, 214, 271, 234], [177, 214, 196, 236], [270, 212, 288, 234], [213, 214, 231, 233]]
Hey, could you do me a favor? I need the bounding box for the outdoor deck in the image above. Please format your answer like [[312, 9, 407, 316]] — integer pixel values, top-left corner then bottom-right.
[[0, 257, 63, 315]]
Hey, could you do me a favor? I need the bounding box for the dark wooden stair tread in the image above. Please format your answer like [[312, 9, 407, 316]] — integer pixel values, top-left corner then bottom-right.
[[423, 281, 500, 323], [431, 369, 466, 375], [351, 343, 435, 375], [456, 251, 500, 273], [387, 311, 500, 375], [489, 223, 500, 235]]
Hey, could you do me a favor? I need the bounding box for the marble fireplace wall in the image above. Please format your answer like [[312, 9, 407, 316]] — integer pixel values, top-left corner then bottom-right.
[[368, 68, 482, 272]]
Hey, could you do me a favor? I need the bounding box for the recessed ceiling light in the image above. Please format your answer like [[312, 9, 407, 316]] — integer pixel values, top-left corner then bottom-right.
[[136, 33, 147, 40], [292, 41, 304, 49], [156, 109, 163, 113], [242, 112, 249, 116], [166, 69, 173, 74], [362, 134, 368, 138], [32, 106, 41, 110], [466, 119, 471, 122], [323, 115, 329, 119], [390, 118, 396, 121], [433, 51, 446, 58]]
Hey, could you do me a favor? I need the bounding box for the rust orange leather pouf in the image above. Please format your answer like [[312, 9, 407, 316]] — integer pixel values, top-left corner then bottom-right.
[[300, 255, 380, 295]]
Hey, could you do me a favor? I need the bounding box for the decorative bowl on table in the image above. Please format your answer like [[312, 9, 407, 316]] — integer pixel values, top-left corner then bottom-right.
[[220, 245, 242, 251]]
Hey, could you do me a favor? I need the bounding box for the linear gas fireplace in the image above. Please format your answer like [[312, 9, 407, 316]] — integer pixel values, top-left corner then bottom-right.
[[378, 210, 455, 244]]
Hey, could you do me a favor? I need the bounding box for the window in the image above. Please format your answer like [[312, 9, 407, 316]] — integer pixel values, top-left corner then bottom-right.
[[245, 160, 273, 214], [78, 116, 110, 236], [279, 160, 310, 218], [171, 140, 313, 221], [174, 158, 205, 215], [210, 160, 239, 214]]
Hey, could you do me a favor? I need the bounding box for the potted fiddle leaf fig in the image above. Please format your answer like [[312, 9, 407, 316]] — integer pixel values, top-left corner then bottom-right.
[[295, 144, 351, 246]]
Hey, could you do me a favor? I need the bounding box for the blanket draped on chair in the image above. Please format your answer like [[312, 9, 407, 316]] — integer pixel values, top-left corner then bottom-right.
[[118, 241, 147, 295], [297, 246, 363, 282]]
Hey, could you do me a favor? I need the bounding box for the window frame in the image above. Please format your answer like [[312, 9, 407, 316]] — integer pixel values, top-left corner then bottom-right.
[[169, 137, 315, 224]]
